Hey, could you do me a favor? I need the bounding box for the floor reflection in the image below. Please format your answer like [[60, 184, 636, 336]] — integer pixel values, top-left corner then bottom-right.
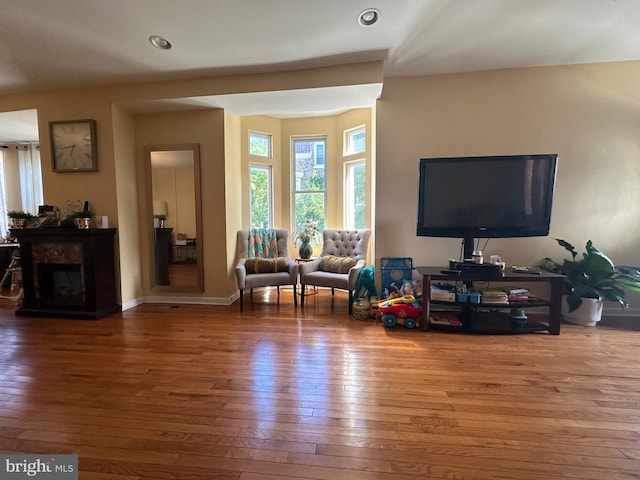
[[168, 263, 198, 288]]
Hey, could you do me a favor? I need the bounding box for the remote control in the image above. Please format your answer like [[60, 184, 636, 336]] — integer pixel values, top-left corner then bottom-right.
[[511, 266, 542, 274]]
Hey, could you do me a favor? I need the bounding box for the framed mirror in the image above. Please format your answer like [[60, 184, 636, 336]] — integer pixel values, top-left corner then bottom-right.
[[145, 144, 203, 292]]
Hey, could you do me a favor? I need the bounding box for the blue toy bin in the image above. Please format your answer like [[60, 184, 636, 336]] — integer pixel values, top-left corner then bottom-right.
[[456, 292, 481, 304], [380, 257, 414, 295]]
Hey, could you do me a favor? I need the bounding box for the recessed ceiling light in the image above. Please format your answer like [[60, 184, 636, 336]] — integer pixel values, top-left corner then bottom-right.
[[358, 8, 380, 27], [149, 35, 172, 50]]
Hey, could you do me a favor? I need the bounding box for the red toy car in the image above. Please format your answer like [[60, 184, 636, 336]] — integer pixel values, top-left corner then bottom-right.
[[379, 296, 422, 329]]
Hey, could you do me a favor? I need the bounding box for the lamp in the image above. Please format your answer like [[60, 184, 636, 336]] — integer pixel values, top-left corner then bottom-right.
[[153, 200, 167, 217]]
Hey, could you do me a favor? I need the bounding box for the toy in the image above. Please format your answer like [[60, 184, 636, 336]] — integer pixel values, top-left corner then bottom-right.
[[401, 279, 423, 298], [379, 295, 422, 329], [369, 297, 380, 319], [509, 307, 528, 327], [380, 257, 414, 294], [352, 298, 370, 320], [355, 265, 377, 298]]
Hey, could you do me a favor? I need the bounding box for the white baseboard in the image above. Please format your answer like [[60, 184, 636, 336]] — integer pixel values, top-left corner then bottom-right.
[[121, 296, 144, 311], [142, 295, 233, 306], [603, 306, 640, 317], [120, 292, 240, 310]]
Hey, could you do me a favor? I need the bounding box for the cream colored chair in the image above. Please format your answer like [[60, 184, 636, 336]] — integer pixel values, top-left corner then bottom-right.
[[235, 229, 299, 311], [299, 229, 371, 314]]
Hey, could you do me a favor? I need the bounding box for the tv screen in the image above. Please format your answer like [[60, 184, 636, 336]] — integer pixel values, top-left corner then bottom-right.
[[417, 154, 558, 257]]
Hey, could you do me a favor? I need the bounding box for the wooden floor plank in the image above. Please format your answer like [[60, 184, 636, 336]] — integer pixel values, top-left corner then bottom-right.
[[1, 290, 639, 479]]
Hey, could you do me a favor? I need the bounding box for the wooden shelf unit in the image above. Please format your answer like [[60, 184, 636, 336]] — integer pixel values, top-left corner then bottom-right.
[[417, 266, 565, 335]]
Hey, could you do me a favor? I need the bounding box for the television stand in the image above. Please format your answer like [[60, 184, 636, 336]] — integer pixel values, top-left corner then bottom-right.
[[417, 266, 565, 335]]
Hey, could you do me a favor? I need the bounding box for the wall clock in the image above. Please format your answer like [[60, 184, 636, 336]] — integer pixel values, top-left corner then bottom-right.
[[49, 119, 97, 172]]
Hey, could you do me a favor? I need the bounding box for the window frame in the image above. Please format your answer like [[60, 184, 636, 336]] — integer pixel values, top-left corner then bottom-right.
[[344, 159, 366, 230], [343, 125, 366, 156], [248, 131, 272, 158], [249, 163, 273, 229], [291, 135, 327, 236]]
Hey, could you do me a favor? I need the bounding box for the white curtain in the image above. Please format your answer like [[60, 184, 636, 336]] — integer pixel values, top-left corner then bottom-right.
[[0, 150, 7, 236], [18, 144, 43, 214]]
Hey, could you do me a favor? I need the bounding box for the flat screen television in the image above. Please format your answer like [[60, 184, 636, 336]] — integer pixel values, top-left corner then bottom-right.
[[417, 154, 558, 260]]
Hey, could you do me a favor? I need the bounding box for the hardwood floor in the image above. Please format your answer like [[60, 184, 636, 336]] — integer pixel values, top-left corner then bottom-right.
[[0, 289, 639, 479]]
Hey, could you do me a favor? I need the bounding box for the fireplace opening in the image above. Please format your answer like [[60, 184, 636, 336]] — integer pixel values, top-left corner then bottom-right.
[[37, 263, 84, 309]]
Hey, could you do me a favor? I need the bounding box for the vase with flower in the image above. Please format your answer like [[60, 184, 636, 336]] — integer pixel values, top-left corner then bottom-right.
[[293, 220, 321, 259]]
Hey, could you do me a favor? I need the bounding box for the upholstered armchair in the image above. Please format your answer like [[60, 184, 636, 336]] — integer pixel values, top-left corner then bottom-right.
[[235, 229, 299, 311], [299, 229, 371, 314]]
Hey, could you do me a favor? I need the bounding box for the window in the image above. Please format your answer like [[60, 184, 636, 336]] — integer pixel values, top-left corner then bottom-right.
[[249, 131, 271, 158], [344, 160, 366, 229], [344, 126, 366, 156], [249, 164, 272, 228], [314, 142, 325, 167], [0, 144, 43, 236], [292, 136, 326, 236], [18, 145, 43, 213]]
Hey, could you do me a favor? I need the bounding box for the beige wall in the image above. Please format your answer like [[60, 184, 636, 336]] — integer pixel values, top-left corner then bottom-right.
[[224, 111, 243, 297], [376, 61, 640, 310], [1, 59, 637, 312], [134, 109, 229, 300], [37, 92, 119, 224], [111, 104, 138, 306], [0, 62, 382, 306], [1, 91, 125, 300]]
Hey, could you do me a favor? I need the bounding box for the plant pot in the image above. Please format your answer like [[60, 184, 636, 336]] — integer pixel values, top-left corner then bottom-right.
[[9, 218, 26, 228], [298, 240, 313, 259], [74, 217, 92, 229], [561, 295, 603, 326]]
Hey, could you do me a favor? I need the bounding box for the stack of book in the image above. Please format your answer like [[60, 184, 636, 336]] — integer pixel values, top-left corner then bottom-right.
[[501, 286, 536, 302], [479, 288, 509, 304], [429, 312, 462, 327]]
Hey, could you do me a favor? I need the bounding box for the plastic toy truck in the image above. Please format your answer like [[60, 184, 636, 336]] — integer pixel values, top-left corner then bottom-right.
[[379, 295, 422, 329]]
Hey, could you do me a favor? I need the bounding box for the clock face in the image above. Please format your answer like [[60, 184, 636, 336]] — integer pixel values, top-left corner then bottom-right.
[[50, 120, 97, 171]]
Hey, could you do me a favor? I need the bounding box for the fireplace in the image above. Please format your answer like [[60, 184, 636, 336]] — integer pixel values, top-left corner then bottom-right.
[[37, 263, 83, 309], [12, 228, 120, 319]]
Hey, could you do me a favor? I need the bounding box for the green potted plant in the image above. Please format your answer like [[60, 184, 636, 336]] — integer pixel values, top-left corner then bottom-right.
[[66, 210, 95, 229], [542, 238, 640, 326], [7, 210, 35, 228], [293, 220, 321, 259]]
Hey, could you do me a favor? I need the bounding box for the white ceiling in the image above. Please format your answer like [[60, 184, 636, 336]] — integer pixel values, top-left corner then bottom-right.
[[1, 0, 639, 142]]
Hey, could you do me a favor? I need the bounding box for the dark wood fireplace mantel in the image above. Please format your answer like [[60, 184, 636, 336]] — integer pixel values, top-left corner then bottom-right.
[[12, 228, 121, 319]]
